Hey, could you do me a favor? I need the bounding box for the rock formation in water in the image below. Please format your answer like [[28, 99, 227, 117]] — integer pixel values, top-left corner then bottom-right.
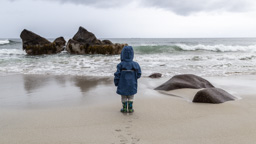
[[66, 26, 127, 55], [193, 88, 236, 104], [154, 74, 214, 91], [149, 73, 162, 78], [20, 29, 66, 55]]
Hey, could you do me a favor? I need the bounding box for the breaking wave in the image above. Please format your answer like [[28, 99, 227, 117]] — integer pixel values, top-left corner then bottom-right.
[[176, 44, 256, 52], [0, 49, 26, 56], [134, 44, 256, 54], [0, 40, 10, 45], [0, 39, 21, 46]]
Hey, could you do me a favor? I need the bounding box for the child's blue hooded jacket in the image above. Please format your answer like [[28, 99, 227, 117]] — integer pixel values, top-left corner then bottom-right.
[[114, 46, 141, 96]]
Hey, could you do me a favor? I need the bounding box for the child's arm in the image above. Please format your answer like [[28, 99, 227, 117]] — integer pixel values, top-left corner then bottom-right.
[[136, 63, 142, 79], [114, 63, 121, 86]]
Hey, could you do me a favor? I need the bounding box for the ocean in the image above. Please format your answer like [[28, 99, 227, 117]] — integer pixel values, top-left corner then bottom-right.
[[1, 38, 256, 77]]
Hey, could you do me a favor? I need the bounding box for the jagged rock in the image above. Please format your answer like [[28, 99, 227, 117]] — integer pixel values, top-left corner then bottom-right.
[[20, 29, 66, 55], [54, 37, 66, 48], [102, 40, 113, 45], [149, 73, 162, 78], [154, 74, 214, 91], [193, 88, 236, 104], [72, 27, 99, 44], [20, 29, 50, 46], [66, 26, 127, 55]]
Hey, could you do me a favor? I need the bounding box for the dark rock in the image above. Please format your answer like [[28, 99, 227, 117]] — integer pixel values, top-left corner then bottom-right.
[[102, 40, 113, 45], [20, 29, 51, 46], [54, 37, 66, 47], [154, 74, 214, 91], [53, 37, 66, 52], [149, 73, 162, 78], [193, 88, 236, 104], [66, 26, 127, 55], [20, 29, 66, 55], [72, 26, 98, 44]]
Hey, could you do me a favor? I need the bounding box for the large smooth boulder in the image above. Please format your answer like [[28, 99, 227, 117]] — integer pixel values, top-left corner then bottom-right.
[[20, 29, 66, 55], [193, 88, 236, 104], [66, 26, 127, 55], [154, 74, 214, 91]]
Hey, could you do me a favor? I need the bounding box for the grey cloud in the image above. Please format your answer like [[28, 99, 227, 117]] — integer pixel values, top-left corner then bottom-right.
[[54, 0, 131, 8], [139, 0, 256, 15], [12, 0, 256, 15]]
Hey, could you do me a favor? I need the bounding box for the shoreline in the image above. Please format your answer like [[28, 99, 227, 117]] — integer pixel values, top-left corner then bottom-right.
[[1, 73, 256, 109], [1, 74, 256, 143]]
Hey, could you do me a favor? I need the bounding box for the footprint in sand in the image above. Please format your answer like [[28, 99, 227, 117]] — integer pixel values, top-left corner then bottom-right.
[[118, 135, 128, 143], [113, 114, 140, 144]]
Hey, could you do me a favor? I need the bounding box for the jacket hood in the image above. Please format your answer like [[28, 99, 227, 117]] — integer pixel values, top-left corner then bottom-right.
[[121, 46, 134, 62]]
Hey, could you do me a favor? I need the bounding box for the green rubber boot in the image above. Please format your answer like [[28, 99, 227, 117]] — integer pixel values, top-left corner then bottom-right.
[[120, 102, 128, 113], [128, 101, 134, 113]]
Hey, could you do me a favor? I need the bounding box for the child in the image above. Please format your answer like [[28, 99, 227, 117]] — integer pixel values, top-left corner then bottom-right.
[[114, 46, 141, 113]]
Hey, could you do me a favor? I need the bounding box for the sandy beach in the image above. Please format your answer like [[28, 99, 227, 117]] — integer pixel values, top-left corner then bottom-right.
[[2, 0, 256, 143], [1, 74, 256, 144]]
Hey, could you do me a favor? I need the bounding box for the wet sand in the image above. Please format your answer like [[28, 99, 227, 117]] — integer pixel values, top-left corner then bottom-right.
[[1, 74, 256, 144]]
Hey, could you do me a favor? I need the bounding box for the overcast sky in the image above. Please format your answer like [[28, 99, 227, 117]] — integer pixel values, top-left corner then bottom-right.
[[1, 0, 256, 38]]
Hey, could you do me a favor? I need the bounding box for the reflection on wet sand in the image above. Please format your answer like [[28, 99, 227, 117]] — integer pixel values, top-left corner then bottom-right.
[[71, 76, 112, 93], [3, 74, 117, 108], [23, 75, 52, 94], [54, 76, 68, 87], [23, 75, 113, 94], [0, 74, 118, 108]]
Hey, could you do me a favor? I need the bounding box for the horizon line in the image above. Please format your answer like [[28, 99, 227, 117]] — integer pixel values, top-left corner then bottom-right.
[[1, 37, 256, 39]]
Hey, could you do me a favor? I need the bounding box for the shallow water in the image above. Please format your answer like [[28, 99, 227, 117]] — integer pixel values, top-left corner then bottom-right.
[[1, 74, 256, 109]]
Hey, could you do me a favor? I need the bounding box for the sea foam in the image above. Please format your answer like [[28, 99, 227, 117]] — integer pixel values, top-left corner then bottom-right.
[[176, 44, 256, 52], [0, 49, 26, 55], [134, 44, 256, 54], [0, 40, 10, 45]]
